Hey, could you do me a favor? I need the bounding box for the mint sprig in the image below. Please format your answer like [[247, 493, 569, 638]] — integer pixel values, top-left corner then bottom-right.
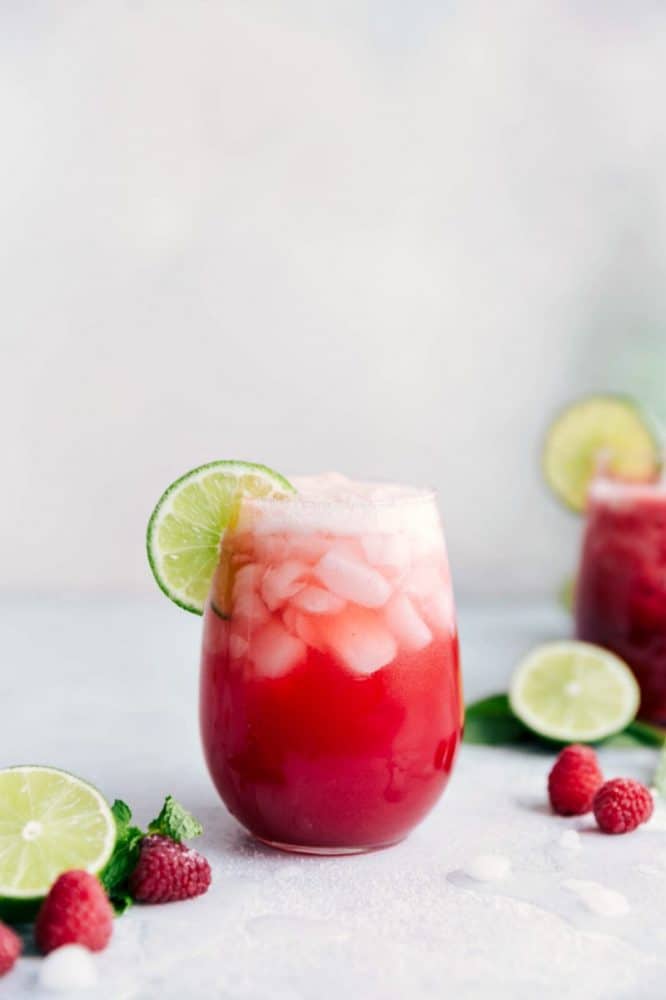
[[148, 795, 203, 842], [463, 694, 532, 746], [100, 796, 203, 915], [653, 742, 666, 797], [100, 800, 144, 914]]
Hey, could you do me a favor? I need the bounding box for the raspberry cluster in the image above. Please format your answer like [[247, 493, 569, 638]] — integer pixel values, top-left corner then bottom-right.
[[548, 744, 653, 834]]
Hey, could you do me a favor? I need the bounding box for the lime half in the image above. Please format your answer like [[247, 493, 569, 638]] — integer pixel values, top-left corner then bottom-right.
[[0, 766, 115, 922], [147, 460, 295, 614], [509, 641, 640, 743], [542, 395, 659, 512]]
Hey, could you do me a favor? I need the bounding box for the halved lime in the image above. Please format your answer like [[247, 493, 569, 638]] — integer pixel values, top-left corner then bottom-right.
[[509, 640, 640, 743], [147, 460, 295, 614], [0, 766, 115, 922], [542, 395, 659, 512]]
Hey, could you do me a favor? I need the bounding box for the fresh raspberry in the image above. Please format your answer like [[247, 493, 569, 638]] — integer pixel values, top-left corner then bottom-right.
[[129, 835, 211, 903], [548, 744, 603, 816], [593, 778, 654, 834], [0, 921, 21, 976], [34, 871, 113, 955]]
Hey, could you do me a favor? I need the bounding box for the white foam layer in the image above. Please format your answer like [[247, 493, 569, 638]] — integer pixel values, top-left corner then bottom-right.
[[589, 476, 666, 506], [237, 472, 442, 546]]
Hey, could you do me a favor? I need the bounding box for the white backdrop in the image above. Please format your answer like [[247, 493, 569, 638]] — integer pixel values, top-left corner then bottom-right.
[[2, 1, 666, 597]]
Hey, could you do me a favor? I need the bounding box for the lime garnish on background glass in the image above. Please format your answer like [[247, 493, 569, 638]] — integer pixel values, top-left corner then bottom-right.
[[0, 766, 116, 922], [542, 395, 660, 512], [509, 640, 640, 743], [146, 460, 295, 614]]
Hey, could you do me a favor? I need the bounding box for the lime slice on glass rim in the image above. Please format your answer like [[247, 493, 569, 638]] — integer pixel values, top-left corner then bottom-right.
[[0, 766, 115, 922], [509, 640, 640, 743], [147, 460, 295, 614], [542, 395, 660, 512]]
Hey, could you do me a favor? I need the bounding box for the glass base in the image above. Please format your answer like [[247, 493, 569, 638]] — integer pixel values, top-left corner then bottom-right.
[[256, 836, 405, 856]]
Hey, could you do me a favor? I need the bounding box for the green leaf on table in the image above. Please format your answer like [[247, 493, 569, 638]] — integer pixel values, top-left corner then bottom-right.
[[148, 795, 203, 842], [653, 741, 666, 798], [111, 799, 133, 835], [100, 825, 143, 892], [100, 799, 143, 904], [464, 694, 533, 745], [109, 890, 134, 916], [603, 720, 666, 749]]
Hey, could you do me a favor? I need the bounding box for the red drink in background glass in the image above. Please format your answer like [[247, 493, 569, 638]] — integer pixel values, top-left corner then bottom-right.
[[575, 477, 666, 725], [200, 475, 462, 853]]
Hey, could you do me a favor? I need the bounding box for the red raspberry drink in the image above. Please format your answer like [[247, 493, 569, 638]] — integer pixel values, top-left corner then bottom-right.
[[575, 477, 666, 725], [200, 475, 462, 853]]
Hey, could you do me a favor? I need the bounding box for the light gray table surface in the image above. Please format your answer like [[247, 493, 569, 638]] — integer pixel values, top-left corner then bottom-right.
[[1, 595, 665, 999]]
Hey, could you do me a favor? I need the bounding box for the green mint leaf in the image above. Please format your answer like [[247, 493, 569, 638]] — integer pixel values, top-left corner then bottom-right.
[[654, 741, 666, 798], [148, 795, 203, 842], [603, 721, 666, 749], [99, 825, 143, 896], [464, 694, 534, 746], [110, 890, 134, 916], [111, 799, 133, 836]]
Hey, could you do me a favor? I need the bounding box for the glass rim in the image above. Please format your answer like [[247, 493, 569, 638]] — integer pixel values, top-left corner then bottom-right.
[[587, 471, 666, 500], [244, 480, 438, 510], [247, 492, 438, 510]]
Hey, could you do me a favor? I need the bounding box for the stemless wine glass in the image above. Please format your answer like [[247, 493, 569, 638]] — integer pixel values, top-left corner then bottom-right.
[[575, 472, 666, 725], [200, 478, 462, 854]]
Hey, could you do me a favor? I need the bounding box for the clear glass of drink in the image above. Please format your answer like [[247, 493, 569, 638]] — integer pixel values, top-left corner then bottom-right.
[[575, 473, 666, 725], [200, 475, 463, 853]]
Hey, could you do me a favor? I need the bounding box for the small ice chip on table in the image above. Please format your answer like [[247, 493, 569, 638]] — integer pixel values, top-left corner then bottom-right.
[[558, 829, 581, 850], [463, 854, 511, 882], [561, 879, 629, 917], [38, 944, 98, 992]]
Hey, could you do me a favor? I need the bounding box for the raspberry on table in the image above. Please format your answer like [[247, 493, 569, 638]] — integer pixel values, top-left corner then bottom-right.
[[34, 870, 114, 955], [129, 834, 212, 904], [547, 744, 604, 816], [0, 921, 22, 977], [593, 778, 654, 834]]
